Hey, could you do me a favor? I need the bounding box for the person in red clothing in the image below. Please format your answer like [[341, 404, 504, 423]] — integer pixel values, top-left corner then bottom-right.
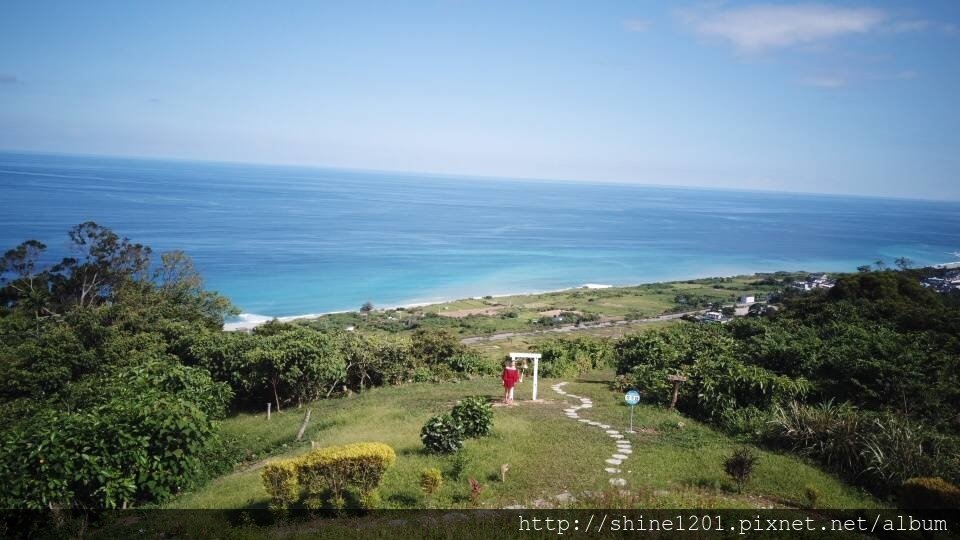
[[501, 359, 520, 404]]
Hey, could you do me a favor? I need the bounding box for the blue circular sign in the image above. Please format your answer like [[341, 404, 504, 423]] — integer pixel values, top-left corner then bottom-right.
[[624, 390, 641, 405]]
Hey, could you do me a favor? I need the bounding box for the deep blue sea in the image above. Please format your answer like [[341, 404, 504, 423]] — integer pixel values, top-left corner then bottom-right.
[[2, 151, 959, 324]]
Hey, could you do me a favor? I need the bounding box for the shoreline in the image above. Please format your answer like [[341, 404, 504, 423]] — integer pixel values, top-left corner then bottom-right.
[[222, 266, 820, 332], [220, 261, 959, 331], [222, 260, 960, 332], [222, 282, 616, 331]]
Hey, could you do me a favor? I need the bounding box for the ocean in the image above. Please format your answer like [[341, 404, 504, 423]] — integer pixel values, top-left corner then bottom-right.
[[2, 151, 959, 324]]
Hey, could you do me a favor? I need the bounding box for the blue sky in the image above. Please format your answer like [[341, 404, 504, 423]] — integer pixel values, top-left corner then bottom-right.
[[1, 1, 958, 199]]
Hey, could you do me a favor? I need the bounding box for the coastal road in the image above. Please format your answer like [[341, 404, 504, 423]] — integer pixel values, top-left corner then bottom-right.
[[460, 311, 701, 345]]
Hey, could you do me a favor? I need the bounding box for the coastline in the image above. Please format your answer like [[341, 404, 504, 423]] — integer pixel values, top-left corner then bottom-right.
[[222, 282, 616, 331], [222, 261, 959, 332]]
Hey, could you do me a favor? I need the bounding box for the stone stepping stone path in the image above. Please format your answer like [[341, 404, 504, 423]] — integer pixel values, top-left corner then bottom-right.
[[550, 381, 631, 488]]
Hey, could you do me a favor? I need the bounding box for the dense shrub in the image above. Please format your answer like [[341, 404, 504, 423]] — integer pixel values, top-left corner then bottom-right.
[[615, 325, 733, 376], [718, 406, 771, 437], [448, 350, 490, 374], [766, 401, 959, 495], [243, 326, 348, 409], [411, 328, 466, 367], [859, 415, 953, 493], [261, 442, 397, 511], [613, 270, 960, 500], [686, 357, 811, 423], [420, 414, 464, 454], [261, 460, 299, 513], [297, 442, 396, 510], [451, 396, 493, 438], [899, 477, 960, 509], [766, 401, 864, 475], [538, 336, 613, 378], [0, 390, 218, 509]]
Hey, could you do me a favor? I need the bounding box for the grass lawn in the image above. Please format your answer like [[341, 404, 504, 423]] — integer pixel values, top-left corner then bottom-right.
[[167, 370, 878, 511]]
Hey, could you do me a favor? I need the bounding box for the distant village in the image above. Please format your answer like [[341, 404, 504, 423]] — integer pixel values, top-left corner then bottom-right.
[[921, 263, 960, 294], [692, 264, 960, 325], [691, 273, 836, 324]]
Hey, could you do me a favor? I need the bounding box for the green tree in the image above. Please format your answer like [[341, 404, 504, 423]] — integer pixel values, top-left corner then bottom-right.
[[0, 240, 51, 330], [411, 328, 465, 366], [245, 327, 347, 410], [894, 256, 915, 270], [52, 222, 152, 309]]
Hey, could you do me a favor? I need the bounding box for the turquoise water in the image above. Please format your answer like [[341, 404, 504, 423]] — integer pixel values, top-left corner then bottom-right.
[[2, 151, 959, 322]]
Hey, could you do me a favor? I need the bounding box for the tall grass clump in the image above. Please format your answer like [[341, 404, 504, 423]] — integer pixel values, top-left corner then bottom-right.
[[766, 401, 959, 496]]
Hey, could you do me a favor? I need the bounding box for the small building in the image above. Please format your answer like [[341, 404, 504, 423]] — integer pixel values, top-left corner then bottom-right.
[[791, 273, 836, 291], [703, 311, 724, 323], [922, 275, 960, 294], [737, 295, 756, 305]]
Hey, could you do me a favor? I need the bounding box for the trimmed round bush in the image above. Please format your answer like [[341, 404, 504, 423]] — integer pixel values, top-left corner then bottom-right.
[[420, 414, 464, 454], [451, 396, 493, 438], [260, 441, 396, 512]]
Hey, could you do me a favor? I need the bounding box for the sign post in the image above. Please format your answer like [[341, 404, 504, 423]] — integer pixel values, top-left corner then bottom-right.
[[624, 390, 640, 433]]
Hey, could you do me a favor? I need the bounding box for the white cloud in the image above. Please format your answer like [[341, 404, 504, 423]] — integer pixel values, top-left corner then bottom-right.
[[680, 3, 886, 52], [799, 75, 847, 88], [886, 19, 931, 34], [623, 18, 652, 32], [885, 19, 957, 35], [800, 69, 918, 88]]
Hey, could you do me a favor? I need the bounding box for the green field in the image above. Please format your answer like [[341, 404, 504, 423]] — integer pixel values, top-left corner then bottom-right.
[[297, 272, 806, 337], [167, 370, 877, 511]]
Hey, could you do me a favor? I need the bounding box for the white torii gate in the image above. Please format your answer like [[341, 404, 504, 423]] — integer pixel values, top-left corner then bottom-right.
[[509, 352, 543, 401]]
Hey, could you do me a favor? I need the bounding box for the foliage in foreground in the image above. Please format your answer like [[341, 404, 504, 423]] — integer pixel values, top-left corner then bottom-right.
[[451, 396, 494, 438], [0, 224, 234, 509], [422, 395, 495, 454], [614, 270, 960, 501], [189, 325, 489, 411], [537, 336, 614, 378], [420, 414, 464, 454], [766, 400, 960, 496], [0, 224, 486, 509], [261, 442, 397, 512]]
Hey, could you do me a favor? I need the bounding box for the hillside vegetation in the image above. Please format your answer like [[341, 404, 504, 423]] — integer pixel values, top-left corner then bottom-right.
[[614, 270, 960, 497], [2, 224, 956, 516]]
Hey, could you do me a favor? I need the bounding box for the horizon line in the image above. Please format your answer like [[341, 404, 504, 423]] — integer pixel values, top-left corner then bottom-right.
[[1, 147, 956, 204]]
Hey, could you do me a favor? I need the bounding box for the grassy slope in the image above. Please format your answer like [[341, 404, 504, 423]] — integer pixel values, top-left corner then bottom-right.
[[299, 273, 803, 337], [168, 371, 877, 510]]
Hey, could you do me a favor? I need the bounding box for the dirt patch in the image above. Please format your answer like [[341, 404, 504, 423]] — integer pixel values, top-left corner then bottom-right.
[[438, 305, 507, 318]]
